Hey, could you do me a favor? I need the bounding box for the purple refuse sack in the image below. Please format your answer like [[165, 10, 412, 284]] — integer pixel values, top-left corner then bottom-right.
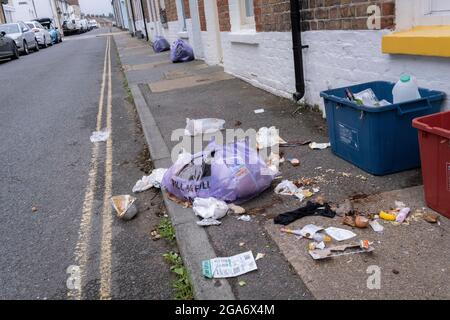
[[162, 141, 275, 203], [153, 36, 170, 53], [170, 39, 195, 63]]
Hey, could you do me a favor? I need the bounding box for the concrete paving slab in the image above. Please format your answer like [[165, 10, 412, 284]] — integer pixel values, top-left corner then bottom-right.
[[148, 71, 235, 93], [265, 186, 450, 300]]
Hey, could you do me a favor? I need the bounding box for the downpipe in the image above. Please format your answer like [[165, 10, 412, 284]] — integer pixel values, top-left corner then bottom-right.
[[290, 0, 308, 102]]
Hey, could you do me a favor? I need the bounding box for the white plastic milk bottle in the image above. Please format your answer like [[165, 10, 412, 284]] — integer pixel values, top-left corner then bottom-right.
[[392, 74, 421, 104]]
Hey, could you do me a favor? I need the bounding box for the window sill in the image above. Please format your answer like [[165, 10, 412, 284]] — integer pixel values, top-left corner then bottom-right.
[[177, 31, 189, 39], [228, 31, 260, 45], [382, 25, 450, 58]]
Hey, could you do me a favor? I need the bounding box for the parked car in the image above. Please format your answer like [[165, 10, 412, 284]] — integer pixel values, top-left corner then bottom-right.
[[88, 19, 98, 29], [79, 19, 89, 33], [34, 18, 62, 44], [73, 19, 83, 33], [0, 22, 39, 55], [25, 21, 52, 48], [0, 30, 20, 60], [63, 20, 78, 35]]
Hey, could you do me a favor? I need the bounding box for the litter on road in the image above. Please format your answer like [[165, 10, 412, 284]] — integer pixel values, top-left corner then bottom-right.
[[132, 168, 167, 193], [380, 210, 397, 221], [193, 197, 228, 227], [325, 227, 356, 241], [111, 195, 138, 221], [309, 241, 374, 260], [274, 201, 336, 226], [255, 253, 265, 261], [369, 219, 384, 233], [90, 129, 110, 142], [228, 203, 246, 215], [423, 212, 439, 224], [256, 126, 287, 149], [396, 207, 411, 223], [202, 251, 257, 279], [239, 281, 247, 287], [279, 140, 311, 147], [184, 118, 225, 136], [290, 158, 300, 167], [237, 215, 251, 222], [274, 180, 317, 202], [254, 108, 265, 114], [150, 229, 162, 241], [309, 142, 331, 150]]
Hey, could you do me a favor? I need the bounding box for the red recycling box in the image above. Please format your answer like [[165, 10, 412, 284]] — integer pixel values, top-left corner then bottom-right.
[[413, 110, 450, 218]]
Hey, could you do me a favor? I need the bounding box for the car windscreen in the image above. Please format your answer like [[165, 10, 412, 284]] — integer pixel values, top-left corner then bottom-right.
[[0, 24, 20, 34], [26, 23, 35, 29]]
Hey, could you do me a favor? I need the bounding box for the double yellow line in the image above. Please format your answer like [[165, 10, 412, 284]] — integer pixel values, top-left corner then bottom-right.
[[69, 36, 114, 300]]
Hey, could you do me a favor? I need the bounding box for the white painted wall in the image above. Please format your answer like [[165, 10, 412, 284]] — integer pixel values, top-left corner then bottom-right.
[[220, 31, 295, 99], [188, 0, 204, 59], [33, 0, 54, 19], [218, 29, 449, 115], [202, 0, 222, 65], [11, 0, 36, 22]]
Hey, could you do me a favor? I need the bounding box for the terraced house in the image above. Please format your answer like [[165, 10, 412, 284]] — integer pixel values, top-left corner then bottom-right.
[[114, 0, 450, 114], [0, 2, 5, 24]]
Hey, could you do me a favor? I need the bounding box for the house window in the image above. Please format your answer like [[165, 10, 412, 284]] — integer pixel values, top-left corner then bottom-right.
[[240, 0, 255, 29], [427, 0, 450, 13], [396, 0, 450, 30]]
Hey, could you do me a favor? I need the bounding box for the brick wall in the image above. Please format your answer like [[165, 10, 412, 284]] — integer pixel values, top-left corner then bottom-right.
[[142, 0, 150, 22], [218, 0, 231, 32], [254, 0, 291, 32], [221, 0, 395, 32], [198, 0, 207, 31], [165, 0, 178, 22], [183, 0, 191, 19], [0, 5, 5, 24], [300, 0, 395, 31]]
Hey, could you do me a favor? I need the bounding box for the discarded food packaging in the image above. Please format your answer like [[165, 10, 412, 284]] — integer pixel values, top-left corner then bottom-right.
[[111, 195, 138, 221]]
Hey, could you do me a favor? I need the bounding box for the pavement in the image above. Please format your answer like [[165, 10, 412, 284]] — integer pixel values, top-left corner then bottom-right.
[[0, 28, 174, 299], [114, 29, 450, 300]]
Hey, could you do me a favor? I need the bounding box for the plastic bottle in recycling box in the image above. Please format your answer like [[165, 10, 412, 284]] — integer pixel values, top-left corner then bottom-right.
[[392, 75, 421, 104]]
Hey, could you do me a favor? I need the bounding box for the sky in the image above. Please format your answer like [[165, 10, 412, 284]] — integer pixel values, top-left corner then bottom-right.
[[79, 0, 113, 15]]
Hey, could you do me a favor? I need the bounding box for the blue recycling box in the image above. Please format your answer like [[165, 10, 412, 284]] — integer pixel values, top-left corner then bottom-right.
[[320, 81, 445, 175]]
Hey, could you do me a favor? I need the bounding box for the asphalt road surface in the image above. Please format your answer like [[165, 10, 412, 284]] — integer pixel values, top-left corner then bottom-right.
[[0, 28, 173, 300]]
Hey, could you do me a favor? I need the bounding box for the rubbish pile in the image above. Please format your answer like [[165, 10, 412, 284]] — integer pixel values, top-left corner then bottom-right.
[[170, 39, 194, 63], [161, 140, 275, 203], [152, 36, 170, 53], [273, 196, 433, 261]]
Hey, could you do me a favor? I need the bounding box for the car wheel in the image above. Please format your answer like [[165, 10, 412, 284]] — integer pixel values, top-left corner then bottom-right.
[[22, 41, 29, 55], [11, 43, 19, 60], [34, 39, 40, 52]]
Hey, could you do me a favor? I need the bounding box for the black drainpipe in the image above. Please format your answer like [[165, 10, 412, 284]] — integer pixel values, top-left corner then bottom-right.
[[129, 0, 138, 36], [290, 0, 308, 102], [140, 0, 149, 41]]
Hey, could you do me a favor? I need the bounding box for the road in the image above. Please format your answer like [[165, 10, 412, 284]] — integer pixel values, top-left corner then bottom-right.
[[0, 28, 173, 300]]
